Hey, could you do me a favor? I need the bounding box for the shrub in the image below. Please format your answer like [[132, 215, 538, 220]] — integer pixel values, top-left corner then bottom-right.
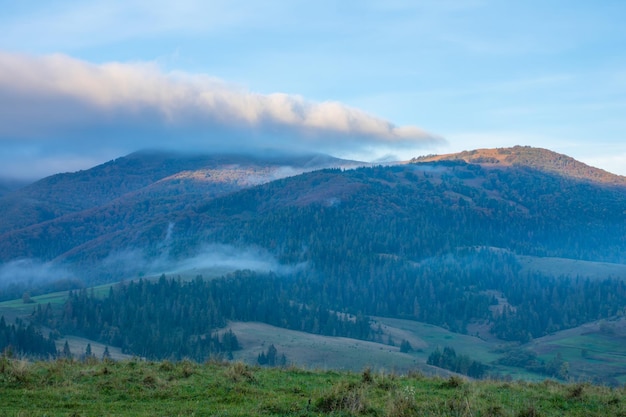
[[225, 361, 255, 383], [315, 382, 370, 414], [386, 386, 418, 417]]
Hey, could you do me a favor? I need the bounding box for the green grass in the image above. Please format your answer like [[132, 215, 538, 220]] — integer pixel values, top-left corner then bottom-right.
[[229, 321, 427, 374], [0, 285, 114, 325], [373, 317, 499, 364], [527, 319, 626, 384], [1, 356, 625, 416], [517, 255, 626, 281]]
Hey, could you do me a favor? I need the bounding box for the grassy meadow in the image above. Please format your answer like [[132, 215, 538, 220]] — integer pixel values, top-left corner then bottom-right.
[[2, 356, 626, 416]]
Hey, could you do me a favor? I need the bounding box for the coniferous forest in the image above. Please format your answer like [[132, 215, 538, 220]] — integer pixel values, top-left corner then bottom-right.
[[24, 248, 626, 365]]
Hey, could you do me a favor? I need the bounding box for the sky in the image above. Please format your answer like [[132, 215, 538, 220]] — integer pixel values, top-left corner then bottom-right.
[[1, 0, 625, 180]]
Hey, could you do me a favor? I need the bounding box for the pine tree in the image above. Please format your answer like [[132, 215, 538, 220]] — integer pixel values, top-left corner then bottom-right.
[[266, 344, 277, 366], [400, 339, 413, 353], [62, 341, 72, 358]]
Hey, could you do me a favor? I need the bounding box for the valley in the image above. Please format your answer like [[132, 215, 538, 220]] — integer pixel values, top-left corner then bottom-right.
[[1, 146, 626, 385], [2, 267, 626, 384]]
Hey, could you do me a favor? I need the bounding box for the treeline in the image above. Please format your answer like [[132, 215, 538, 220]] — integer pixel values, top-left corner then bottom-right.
[[0, 278, 84, 303], [489, 270, 626, 342], [0, 316, 57, 358], [497, 348, 569, 380], [279, 248, 626, 342], [37, 273, 374, 361], [427, 346, 487, 379], [257, 344, 287, 367]]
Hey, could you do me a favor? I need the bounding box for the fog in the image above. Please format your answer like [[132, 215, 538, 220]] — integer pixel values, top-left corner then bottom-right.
[[162, 244, 307, 276], [100, 244, 307, 280], [0, 258, 74, 289]]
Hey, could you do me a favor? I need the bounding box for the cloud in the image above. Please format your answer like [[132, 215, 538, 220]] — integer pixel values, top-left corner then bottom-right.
[[0, 51, 443, 178]]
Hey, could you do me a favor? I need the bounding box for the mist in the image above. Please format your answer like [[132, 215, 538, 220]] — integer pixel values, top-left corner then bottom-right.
[[0, 258, 82, 301], [0, 259, 74, 290], [99, 244, 307, 281]]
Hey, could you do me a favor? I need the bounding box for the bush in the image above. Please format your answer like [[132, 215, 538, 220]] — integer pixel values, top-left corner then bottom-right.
[[315, 382, 370, 414], [386, 386, 418, 417]]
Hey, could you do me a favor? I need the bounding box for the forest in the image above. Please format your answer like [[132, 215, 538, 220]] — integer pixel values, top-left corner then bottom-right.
[[34, 272, 373, 361], [23, 247, 626, 367], [0, 316, 57, 358]]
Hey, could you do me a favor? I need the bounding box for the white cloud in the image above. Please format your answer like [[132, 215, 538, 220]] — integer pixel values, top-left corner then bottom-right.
[[0, 52, 443, 178]]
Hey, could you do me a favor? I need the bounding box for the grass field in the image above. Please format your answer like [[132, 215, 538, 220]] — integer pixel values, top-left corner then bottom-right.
[[227, 321, 450, 376], [1, 357, 625, 416], [527, 318, 626, 384], [517, 255, 626, 280]]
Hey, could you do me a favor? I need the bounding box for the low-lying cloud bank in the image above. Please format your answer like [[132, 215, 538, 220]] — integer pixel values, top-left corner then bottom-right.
[[101, 244, 307, 279], [0, 258, 74, 290], [0, 51, 444, 178]]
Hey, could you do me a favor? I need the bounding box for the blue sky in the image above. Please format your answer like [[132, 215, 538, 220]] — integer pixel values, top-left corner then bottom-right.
[[1, 0, 625, 179]]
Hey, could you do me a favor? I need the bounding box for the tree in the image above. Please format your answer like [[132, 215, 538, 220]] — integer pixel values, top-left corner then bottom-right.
[[62, 341, 72, 358], [257, 344, 286, 367], [400, 339, 413, 353], [266, 344, 277, 366], [102, 346, 111, 360], [22, 292, 34, 304], [221, 329, 240, 352]]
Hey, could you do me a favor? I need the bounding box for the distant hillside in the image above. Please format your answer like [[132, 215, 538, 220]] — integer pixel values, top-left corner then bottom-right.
[[2, 152, 625, 269], [0, 178, 30, 197], [413, 145, 626, 186], [0, 150, 363, 235]]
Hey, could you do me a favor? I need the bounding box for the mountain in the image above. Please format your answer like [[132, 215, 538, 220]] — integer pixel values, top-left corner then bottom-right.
[[413, 145, 626, 186], [2, 146, 626, 273], [3, 145, 626, 382], [0, 150, 364, 236]]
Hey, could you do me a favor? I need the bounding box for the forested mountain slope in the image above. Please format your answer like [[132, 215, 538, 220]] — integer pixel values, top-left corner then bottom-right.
[[0, 150, 360, 236], [154, 159, 626, 266], [2, 149, 625, 274]]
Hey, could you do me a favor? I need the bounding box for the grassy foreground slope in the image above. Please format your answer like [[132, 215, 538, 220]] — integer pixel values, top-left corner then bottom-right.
[[1, 357, 625, 416]]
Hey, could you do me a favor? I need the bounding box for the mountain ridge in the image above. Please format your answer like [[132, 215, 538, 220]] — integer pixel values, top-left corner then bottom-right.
[[2, 146, 625, 270], [0, 150, 364, 236], [412, 145, 626, 186]]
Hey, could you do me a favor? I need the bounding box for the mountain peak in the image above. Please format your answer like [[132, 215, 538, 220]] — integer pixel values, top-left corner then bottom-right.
[[413, 146, 626, 186]]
